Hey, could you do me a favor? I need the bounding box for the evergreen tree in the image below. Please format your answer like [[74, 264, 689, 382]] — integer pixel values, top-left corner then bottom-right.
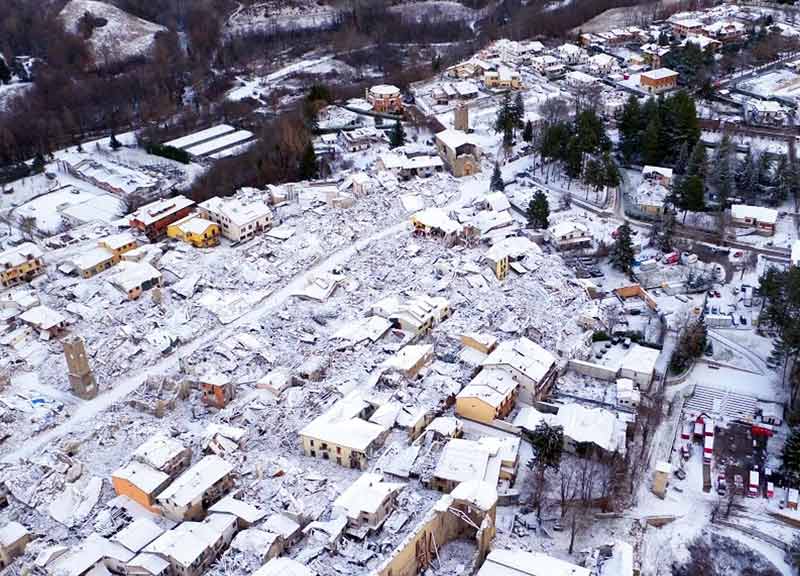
[[0, 57, 11, 84], [674, 141, 690, 176], [659, 207, 676, 252], [670, 91, 701, 150], [603, 152, 620, 190], [670, 318, 708, 372], [494, 92, 513, 134], [714, 135, 735, 208], [109, 133, 122, 150], [490, 163, 505, 191], [611, 222, 635, 275], [643, 115, 663, 166], [686, 140, 707, 179], [617, 94, 642, 164], [526, 422, 564, 472], [737, 150, 758, 203], [782, 428, 800, 484], [32, 152, 45, 173], [757, 153, 774, 201], [680, 174, 705, 219], [389, 120, 406, 149], [299, 142, 318, 180], [512, 92, 525, 132], [527, 190, 550, 229], [522, 120, 534, 144], [564, 136, 583, 181], [584, 156, 604, 192], [432, 54, 442, 72]]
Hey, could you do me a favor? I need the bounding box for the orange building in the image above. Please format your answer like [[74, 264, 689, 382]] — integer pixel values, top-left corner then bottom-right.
[[200, 373, 235, 409], [111, 461, 171, 512], [640, 68, 678, 94]]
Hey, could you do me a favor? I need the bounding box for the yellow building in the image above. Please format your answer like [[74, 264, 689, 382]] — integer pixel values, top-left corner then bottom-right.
[[167, 214, 220, 248], [98, 232, 138, 257], [0, 243, 44, 288], [455, 368, 518, 423]]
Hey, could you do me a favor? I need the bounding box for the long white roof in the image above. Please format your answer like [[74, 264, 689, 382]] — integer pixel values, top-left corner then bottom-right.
[[199, 196, 272, 227], [163, 125, 236, 150], [133, 433, 187, 471], [253, 558, 316, 576], [333, 473, 404, 519], [731, 204, 778, 224], [482, 337, 556, 384], [157, 455, 232, 507], [478, 549, 591, 576], [0, 242, 43, 268], [130, 195, 195, 227], [457, 368, 517, 408]]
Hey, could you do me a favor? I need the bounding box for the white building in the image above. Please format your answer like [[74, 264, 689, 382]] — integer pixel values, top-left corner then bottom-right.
[[589, 53, 618, 75], [557, 43, 587, 64], [332, 473, 404, 530], [547, 221, 592, 250], [478, 549, 591, 576], [198, 196, 273, 242], [156, 455, 234, 521], [482, 337, 558, 403]]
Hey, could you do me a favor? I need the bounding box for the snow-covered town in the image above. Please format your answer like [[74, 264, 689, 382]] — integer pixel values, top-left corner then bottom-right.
[[2, 1, 800, 575]]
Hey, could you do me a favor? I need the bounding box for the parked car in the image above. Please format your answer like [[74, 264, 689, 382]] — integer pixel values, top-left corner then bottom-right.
[[674, 468, 687, 480], [705, 343, 713, 357], [622, 338, 632, 348], [681, 445, 691, 460], [717, 474, 727, 496]]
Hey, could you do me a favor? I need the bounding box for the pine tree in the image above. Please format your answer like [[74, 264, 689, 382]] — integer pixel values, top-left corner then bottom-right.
[[687, 140, 707, 179], [512, 92, 525, 132], [527, 190, 550, 229], [643, 116, 662, 166], [389, 120, 406, 149], [526, 422, 564, 472], [299, 142, 318, 180], [659, 207, 676, 252], [522, 120, 534, 144], [490, 163, 505, 191], [564, 137, 583, 181], [612, 222, 635, 275], [714, 135, 735, 208], [617, 94, 642, 164], [737, 150, 758, 203], [0, 56, 11, 85], [674, 141, 690, 176], [603, 152, 620, 190], [109, 133, 122, 150], [32, 152, 46, 173], [494, 92, 513, 134], [783, 428, 800, 484]]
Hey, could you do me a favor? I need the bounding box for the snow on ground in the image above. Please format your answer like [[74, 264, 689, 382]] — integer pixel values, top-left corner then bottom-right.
[[58, 0, 166, 64], [0, 82, 31, 112]]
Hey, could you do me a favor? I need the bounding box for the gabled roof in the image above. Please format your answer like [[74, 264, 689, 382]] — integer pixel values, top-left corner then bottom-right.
[[457, 368, 517, 408], [482, 337, 556, 384], [156, 455, 233, 508], [333, 473, 404, 519], [133, 434, 188, 472]]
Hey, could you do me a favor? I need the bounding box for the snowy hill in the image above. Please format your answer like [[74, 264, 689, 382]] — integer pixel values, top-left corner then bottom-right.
[[58, 0, 167, 65]]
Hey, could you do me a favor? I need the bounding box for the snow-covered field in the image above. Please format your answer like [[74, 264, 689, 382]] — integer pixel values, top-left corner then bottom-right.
[[58, 0, 166, 64]]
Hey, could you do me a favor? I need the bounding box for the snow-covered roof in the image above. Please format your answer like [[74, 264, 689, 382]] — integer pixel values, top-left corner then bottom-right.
[[478, 549, 591, 576], [253, 558, 316, 576], [73, 246, 115, 271], [110, 518, 164, 553], [486, 192, 511, 212], [157, 455, 233, 507], [590, 53, 616, 66], [163, 125, 236, 150], [621, 344, 660, 376], [557, 403, 627, 454], [183, 130, 254, 157], [112, 461, 169, 495], [566, 70, 598, 84], [512, 405, 556, 432], [434, 438, 501, 486], [384, 343, 434, 374], [50, 534, 134, 576], [299, 392, 387, 452], [599, 541, 634, 576], [68, 156, 160, 196], [0, 242, 43, 268], [641, 67, 678, 81], [642, 165, 673, 179], [170, 214, 217, 236], [450, 480, 498, 512], [457, 368, 517, 408], [333, 473, 404, 520], [369, 84, 400, 97], [548, 221, 590, 238], [731, 204, 778, 224], [485, 236, 541, 263], [100, 232, 136, 251], [143, 519, 226, 569], [130, 196, 195, 227], [435, 128, 478, 151], [199, 196, 272, 227], [0, 521, 28, 547], [559, 43, 583, 55], [19, 305, 66, 331], [746, 99, 784, 112], [133, 434, 187, 472], [208, 495, 266, 524], [412, 207, 461, 234], [631, 180, 669, 208], [482, 337, 556, 385], [126, 553, 170, 575], [262, 514, 301, 540], [108, 261, 161, 293]]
